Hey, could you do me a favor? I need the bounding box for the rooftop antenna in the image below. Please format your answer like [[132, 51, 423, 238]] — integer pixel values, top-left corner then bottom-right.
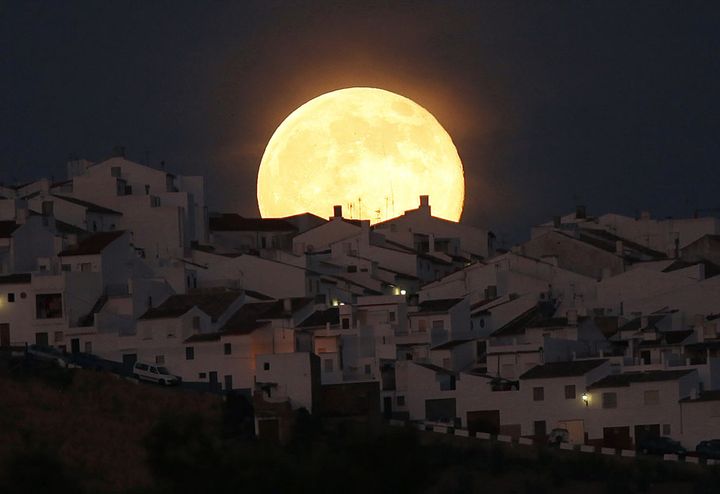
[[358, 197, 362, 220], [348, 202, 353, 219]]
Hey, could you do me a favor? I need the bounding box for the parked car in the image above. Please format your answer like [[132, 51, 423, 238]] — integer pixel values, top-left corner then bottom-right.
[[637, 436, 687, 456], [26, 345, 72, 368], [132, 362, 180, 385], [696, 440, 720, 460], [548, 428, 570, 446]]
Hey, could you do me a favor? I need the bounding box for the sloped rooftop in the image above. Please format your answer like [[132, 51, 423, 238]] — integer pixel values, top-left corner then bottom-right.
[[519, 359, 607, 380]]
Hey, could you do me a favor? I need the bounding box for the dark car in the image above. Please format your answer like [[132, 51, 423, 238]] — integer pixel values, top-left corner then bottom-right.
[[637, 436, 687, 456], [696, 440, 720, 460]]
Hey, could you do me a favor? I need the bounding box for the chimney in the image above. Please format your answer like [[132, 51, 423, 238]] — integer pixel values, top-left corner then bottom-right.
[[419, 195, 431, 214], [615, 240, 624, 256], [332, 205, 342, 219], [575, 205, 586, 219]]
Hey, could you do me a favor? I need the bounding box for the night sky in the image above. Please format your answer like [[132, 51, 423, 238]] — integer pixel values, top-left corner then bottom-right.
[[2, 1, 719, 244]]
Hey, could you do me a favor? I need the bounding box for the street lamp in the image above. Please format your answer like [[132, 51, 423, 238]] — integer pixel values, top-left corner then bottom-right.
[[582, 392, 590, 407]]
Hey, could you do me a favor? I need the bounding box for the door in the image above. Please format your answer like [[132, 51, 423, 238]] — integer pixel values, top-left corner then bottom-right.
[[71, 338, 80, 354], [534, 420, 547, 439], [209, 371, 219, 391], [224, 375, 233, 391], [640, 351, 651, 365], [122, 353, 137, 372], [603, 426, 632, 449], [0, 324, 9, 347], [467, 410, 500, 435], [35, 332, 49, 347], [383, 397, 393, 419], [558, 420, 585, 444], [634, 424, 660, 447]]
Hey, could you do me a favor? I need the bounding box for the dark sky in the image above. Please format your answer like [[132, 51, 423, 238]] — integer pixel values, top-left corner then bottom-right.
[[2, 1, 719, 244]]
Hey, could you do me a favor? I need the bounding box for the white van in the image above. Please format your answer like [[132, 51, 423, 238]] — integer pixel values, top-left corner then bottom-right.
[[132, 362, 180, 386]]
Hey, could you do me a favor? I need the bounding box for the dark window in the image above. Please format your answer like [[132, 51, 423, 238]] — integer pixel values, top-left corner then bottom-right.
[[20, 292, 26, 299], [534, 420, 547, 437], [389, 311, 396, 322], [263, 362, 270, 371], [341, 318, 350, 329], [7, 293, 14, 303], [224, 343, 232, 355], [36, 294, 63, 319], [533, 387, 544, 401], [602, 392, 617, 409], [397, 395, 405, 406], [347, 265, 357, 273], [185, 347, 195, 360], [199, 372, 207, 379], [61, 264, 71, 272], [662, 424, 671, 435], [565, 385, 576, 400]]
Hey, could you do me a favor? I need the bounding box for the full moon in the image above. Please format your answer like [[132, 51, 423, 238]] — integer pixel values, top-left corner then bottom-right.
[[257, 87, 465, 224]]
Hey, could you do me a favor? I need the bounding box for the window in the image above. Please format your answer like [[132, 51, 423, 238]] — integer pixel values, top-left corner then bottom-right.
[[54, 331, 64, 343], [389, 311, 396, 322], [7, 293, 14, 303], [533, 387, 545, 401], [432, 320, 444, 330], [192, 316, 201, 330], [347, 265, 357, 273], [662, 424, 671, 435], [397, 395, 405, 406], [155, 355, 165, 364], [36, 294, 63, 319], [565, 385, 576, 400], [92, 221, 97, 232], [602, 392, 617, 409], [324, 359, 334, 373], [364, 364, 371, 374], [341, 318, 350, 330], [263, 362, 270, 371], [61, 264, 71, 272], [418, 320, 427, 333], [20, 292, 26, 299], [111, 166, 121, 177], [84, 341, 92, 353], [224, 343, 232, 355], [80, 263, 92, 272], [185, 347, 195, 360], [199, 372, 207, 379], [644, 390, 660, 405]]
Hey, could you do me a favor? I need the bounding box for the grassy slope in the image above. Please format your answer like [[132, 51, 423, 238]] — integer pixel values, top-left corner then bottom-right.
[[0, 362, 222, 492]]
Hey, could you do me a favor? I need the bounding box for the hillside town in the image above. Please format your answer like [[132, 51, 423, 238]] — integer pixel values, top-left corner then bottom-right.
[[2, 149, 720, 452]]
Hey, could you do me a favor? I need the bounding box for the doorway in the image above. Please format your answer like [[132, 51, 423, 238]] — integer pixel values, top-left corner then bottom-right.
[[0, 324, 9, 347]]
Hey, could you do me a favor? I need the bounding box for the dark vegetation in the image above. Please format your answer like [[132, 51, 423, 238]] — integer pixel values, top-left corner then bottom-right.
[[1, 361, 719, 493]]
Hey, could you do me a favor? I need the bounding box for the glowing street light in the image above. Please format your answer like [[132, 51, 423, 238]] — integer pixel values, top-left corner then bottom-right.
[[582, 392, 590, 407]]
